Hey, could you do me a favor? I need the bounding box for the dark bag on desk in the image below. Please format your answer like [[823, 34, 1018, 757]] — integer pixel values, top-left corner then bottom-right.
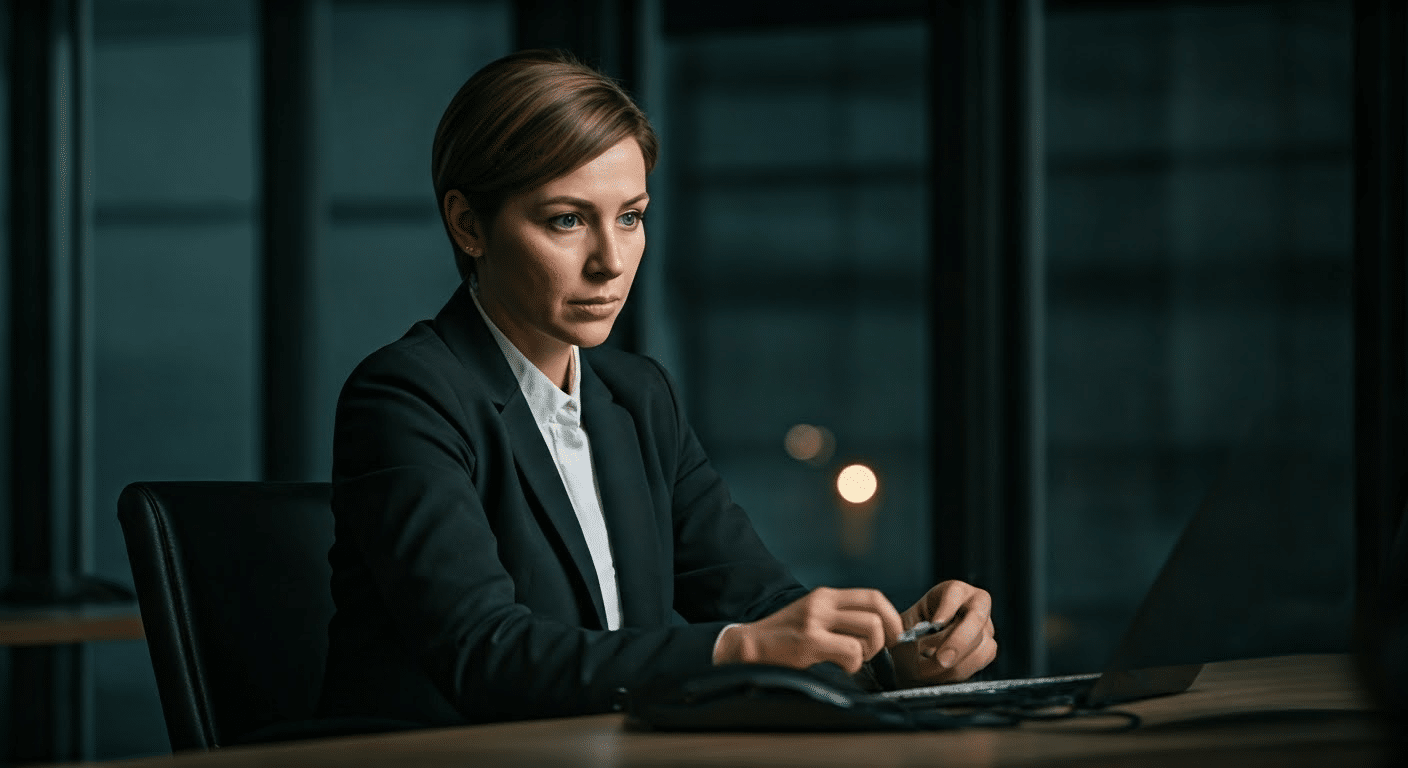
[[625, 662, 969, 732]]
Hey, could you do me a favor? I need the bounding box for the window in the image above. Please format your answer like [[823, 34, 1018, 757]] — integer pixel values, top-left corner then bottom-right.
[[658, 21, 933, 602], [1042, 0, 1354, 673]]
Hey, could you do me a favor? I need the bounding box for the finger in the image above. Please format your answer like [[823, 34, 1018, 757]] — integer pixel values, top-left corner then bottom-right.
[[912, 579, 959, 619], [948, 634, 998, 681], [914, 621, 951, 659], [937, 607, 992, 668], [830, 588, 905, 644], [913, 632, 997, 683], [807, 631, 868, 674], [914, 604, 987, 670], [910, 643, 951, 680], [930, 582, 990, 626], [920, 586, 990, 665], [827, 608, 890, 660]]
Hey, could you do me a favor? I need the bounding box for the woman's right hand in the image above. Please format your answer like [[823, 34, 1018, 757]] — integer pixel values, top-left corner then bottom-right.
[[712, 587, 904, 674]]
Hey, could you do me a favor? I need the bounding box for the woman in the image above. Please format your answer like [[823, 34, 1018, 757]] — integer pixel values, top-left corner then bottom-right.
[[319, 49, 997, 727]]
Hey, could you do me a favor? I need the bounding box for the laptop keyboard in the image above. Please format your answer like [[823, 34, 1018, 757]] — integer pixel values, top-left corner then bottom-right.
[[877, 673, 1101, 708]]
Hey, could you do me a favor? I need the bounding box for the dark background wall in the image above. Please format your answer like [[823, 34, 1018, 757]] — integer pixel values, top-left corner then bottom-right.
[[2, 0, 1384, 761]]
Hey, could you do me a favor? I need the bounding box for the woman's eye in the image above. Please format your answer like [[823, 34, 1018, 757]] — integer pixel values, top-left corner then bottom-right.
[[550, 213, 581, 229], [618, 211, 643, 227]]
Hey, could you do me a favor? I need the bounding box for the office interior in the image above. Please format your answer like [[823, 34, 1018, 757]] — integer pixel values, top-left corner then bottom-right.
[[1, 0, 1403, 762]]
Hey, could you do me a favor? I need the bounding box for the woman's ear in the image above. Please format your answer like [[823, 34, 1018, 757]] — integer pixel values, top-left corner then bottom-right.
[[443, 190, 485, 258]]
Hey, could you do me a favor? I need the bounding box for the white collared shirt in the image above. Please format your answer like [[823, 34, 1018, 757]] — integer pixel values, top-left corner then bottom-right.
[[469, 287, 623, 631]]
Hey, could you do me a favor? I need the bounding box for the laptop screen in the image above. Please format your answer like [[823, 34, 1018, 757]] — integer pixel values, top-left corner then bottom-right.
[[1097, 407, 1353, 681]]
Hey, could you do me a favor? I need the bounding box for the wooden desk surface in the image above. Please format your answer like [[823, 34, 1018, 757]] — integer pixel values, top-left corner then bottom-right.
[[57, 654, 1393, 768], [0, 604, 144, 646]]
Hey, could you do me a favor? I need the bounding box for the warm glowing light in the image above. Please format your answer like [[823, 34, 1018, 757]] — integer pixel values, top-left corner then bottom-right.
[[836, 464, 878, 504], [784, 424, 823, 461], [784, 423, 835, 465]]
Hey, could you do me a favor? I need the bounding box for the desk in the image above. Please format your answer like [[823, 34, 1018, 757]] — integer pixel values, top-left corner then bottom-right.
[[4, 603, 146, 766], [0, 604, 144, 646], [53, 654, 1391, 768]]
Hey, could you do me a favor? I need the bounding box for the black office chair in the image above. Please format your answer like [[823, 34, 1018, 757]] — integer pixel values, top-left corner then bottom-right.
[[118, 480, 415, 750]]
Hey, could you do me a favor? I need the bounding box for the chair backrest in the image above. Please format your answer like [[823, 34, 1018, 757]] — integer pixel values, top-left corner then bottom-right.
[[118, 481, 334, 751]]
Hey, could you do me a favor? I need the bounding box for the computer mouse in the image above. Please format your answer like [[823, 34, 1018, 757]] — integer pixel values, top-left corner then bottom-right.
[[625, 662, 921, 732]]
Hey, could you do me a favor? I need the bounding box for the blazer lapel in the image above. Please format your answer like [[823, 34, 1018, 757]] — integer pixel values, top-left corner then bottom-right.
[[501, 395, 609, 628], [434, 285, 608, 629], [580, 358, 667, 628]]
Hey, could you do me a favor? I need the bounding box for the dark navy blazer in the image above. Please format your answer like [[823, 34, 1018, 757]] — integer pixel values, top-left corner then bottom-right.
[[317, 285, 807, 725]]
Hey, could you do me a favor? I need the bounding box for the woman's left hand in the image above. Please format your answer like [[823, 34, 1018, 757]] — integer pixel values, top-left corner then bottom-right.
[[892, 580, 998, 685]]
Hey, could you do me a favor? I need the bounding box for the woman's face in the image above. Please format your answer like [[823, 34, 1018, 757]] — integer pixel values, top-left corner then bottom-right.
[[473, 138, 649, 380]]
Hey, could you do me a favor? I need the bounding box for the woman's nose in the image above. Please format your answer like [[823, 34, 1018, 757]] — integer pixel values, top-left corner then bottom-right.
[[586, 228, 626, 280]]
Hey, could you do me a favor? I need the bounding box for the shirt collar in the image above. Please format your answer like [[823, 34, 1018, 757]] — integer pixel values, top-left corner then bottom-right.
[[468, 279, 582, 428]]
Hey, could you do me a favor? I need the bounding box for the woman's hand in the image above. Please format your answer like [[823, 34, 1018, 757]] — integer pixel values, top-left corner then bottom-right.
[[713, 587, 904, 674], [893, 580, 997, 685]]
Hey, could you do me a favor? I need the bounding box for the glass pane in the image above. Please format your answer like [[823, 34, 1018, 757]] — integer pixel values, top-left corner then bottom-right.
[[659, 23, 931, 601], [310, 0, 510, 479], [91, 2, 259, 757], [1042, 1, 1353, 674]]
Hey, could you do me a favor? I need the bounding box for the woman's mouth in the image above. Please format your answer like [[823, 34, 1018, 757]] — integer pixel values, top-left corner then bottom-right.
[[568, 297, 619, 318]]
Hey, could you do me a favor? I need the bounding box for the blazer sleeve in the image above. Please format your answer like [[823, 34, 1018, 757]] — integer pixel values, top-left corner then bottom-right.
[[331, 340, 733, 722]]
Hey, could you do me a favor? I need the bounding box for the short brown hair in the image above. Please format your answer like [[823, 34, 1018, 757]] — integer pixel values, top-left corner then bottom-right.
[[432, 49, 659, 281]]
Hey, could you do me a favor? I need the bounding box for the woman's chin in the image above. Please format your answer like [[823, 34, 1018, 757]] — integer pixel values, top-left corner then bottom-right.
[[562, 319, 618, 349]]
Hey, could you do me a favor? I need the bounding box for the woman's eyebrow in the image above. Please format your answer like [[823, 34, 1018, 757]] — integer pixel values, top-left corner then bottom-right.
[[535, 193, 650, 210]]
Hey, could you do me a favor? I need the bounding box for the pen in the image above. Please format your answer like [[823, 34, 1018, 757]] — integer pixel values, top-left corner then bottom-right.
[[896, 618, 950, 644]]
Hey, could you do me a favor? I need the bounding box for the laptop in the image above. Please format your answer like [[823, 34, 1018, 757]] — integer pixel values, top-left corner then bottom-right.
[[629, 410, 1351, 729], [879, 410, 1352, 711]]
